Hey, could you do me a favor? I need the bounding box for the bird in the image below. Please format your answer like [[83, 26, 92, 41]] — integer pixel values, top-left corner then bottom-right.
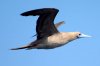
[[11, 8, 91, 50]]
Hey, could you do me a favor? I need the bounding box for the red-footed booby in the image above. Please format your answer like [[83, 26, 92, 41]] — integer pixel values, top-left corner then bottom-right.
[[11, 8, 91, 50]]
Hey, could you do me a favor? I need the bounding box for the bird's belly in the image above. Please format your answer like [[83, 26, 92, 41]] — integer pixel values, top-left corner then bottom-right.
[[42, 35, 69, 49], [46, 43, 65, 49], [36, 40, 68, 49], [36, 33, 70, 49], [36, 43, 65, 49]]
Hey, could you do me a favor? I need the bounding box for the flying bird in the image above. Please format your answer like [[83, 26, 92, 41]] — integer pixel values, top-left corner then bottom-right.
[[11, 8, 91, 50]]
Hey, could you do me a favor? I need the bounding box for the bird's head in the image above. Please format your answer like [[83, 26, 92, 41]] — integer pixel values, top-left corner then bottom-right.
[[68, 32, 92, 40]]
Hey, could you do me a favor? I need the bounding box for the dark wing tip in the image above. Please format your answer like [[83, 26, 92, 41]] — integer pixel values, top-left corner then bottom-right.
[[20, 10, 36, 16], [21, 8, 59, 16], [21, 13, 27, 16], [21, 12, 31, 16]]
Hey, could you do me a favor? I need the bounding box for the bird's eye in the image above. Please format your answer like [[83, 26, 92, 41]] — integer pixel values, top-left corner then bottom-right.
[[79, 33, 81, 35], [77, 33, 81, 38]]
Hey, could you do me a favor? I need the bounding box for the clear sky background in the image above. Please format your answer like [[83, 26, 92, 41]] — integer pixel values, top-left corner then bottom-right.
[[0, 0, 100, 66]]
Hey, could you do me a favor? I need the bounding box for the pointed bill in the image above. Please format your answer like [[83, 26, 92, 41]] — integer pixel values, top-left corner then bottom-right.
[[79, 33, 92, 38]]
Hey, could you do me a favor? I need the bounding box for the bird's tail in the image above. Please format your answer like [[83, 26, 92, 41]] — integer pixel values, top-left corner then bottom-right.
[[11, 45, 31, 50], [21, 8, 58, 16]]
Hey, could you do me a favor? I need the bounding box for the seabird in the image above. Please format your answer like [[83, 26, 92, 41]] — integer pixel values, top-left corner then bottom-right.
[[11, 8, 91, 50]]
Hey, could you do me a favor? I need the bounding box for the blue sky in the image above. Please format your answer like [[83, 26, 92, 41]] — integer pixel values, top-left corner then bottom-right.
[[0, 0, 100, 66]]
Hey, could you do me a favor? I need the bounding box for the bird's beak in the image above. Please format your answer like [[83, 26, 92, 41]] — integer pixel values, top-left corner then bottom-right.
[[79, 33, 92, 38]]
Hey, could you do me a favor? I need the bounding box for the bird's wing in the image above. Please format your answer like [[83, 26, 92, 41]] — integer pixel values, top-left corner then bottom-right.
[[32, 21, 64, 37], [21, 8, 59, 39], [55, 21, 64, 28]]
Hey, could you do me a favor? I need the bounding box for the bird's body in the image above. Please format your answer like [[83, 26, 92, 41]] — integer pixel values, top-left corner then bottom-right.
[[11, 8, 91, 50], [29, 32, 76, 49]]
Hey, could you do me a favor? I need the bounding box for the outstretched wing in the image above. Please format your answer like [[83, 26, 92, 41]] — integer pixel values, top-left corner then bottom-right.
[[32, 21, 64, 37], [21, 8, 59, 39]]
